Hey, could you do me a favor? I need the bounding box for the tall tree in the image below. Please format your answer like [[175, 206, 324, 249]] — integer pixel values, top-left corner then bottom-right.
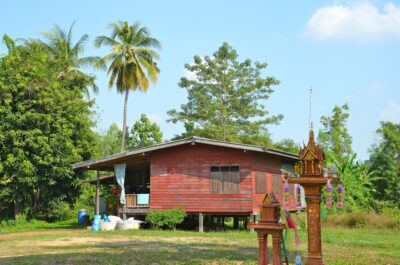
[[95, 21, 161, 152], [274, 138, 299, 154], [99, 123, 124, 156], [167, 42, 282, 144], [35, 22, 100, 97], [128, 114, 163, 149], [318, 104, 353, 165], [368, 122, 400, 207], [0, 36, 97, 220]]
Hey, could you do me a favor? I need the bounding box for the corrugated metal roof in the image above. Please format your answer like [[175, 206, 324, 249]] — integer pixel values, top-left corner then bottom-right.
[[72, 136, 298, 170]]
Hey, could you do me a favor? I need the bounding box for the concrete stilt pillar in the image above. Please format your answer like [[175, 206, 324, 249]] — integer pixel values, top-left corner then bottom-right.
[[249, 213, 255, 232], [199, 212, 204, 233]]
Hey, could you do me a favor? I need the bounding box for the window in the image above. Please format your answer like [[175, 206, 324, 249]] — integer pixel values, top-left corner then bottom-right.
[[256, 173, 266, 194], [272, 174, 283, 197], [210, 166, 240, 193]]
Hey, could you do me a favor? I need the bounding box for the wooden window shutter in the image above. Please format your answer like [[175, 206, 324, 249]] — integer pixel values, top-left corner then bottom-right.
[[227, 166, 240, 193], [272, 174, 283, 198], [220, 166, 230, 193], [256, 173, 266, 194], [210, 166, 220, 193], [210, 166, 240, 194]]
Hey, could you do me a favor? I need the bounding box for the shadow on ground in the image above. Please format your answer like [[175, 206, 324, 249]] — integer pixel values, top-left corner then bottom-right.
[[0, 239, 301, 265]]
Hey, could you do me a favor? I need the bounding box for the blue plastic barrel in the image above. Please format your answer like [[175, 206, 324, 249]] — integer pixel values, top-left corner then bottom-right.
[[91, 214, 101, 231], [78, 209, 87, 224]]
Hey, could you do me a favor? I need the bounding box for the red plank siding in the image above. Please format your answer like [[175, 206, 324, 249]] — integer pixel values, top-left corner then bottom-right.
[[150, 144, 253, 214], [251, 153, 297, 213], [149, 143, 297, 215]]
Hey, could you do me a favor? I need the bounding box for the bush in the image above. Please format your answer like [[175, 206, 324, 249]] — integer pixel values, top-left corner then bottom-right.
[[0, 214, 27, 228], [326, 211, 399, 229], [146, 207, 187, 230], [37, 199, 74, 222]]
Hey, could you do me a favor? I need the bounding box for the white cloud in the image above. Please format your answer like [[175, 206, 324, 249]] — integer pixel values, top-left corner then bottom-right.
[[304, 2, 400, 41], [381, 101, 400, 123]]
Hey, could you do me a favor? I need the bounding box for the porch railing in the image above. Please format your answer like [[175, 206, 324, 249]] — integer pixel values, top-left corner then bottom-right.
[[125, 194, 149, 208]]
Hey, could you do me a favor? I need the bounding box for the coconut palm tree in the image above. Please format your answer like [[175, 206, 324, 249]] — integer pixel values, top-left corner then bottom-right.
[[95, 21, 161, 152], [39, 22, 101, 96]]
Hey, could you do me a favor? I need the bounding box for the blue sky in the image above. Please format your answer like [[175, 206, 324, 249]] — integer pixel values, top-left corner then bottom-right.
[[1, 0, 399, 160]]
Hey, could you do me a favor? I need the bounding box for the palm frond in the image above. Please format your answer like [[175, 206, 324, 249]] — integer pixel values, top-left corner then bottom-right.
[[94, 36, 119, 48], [96, 20, 161, 93], [138, 57, 159, 83], [137, 37, 161, 49], [77, 56, 102, 68], [133, 60, 149, 91], [134, 48, 160, 60], [72, 34, 88, 54]]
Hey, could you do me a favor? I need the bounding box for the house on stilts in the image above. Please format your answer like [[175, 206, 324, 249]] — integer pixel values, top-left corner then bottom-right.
[[72, 136, 303, 231]]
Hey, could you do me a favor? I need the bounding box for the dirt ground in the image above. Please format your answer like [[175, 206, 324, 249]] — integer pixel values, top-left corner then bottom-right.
[[0, 230, 83, 240]]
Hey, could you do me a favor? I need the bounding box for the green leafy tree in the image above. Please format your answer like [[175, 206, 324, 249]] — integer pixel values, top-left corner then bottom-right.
[[95, 21, 161, 152], [167, 42, 282, 144], [330, 155, 376, 210], [274, 138, 299, 154], [368, 122, 400, 207], [128, 114, 163, 149], [0, 36, 97, 220], [318, 104, 353, 165], [99, 123, 124, 156]]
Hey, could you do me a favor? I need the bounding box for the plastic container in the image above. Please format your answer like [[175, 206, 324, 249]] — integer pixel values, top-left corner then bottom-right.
[[78, 209, 87, 225], [91, 214, 101, 231], [100, 220, 117, 231], [295, 253, 302, 265]]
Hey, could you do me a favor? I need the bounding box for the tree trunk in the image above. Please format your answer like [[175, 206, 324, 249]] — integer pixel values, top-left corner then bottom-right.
[[34, 187, 40, 215], [121, 89, 129, 152], [14, 201, 21, 220]]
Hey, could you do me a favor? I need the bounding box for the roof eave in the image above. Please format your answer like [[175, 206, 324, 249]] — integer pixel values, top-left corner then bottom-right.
[[72, 136, 298, 170]]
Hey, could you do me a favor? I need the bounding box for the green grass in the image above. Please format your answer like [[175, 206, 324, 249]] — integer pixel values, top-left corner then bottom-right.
[[0, 226, 399, 265], [0, 219, 80, 234]]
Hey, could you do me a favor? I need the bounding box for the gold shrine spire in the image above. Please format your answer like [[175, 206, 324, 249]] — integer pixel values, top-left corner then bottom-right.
[[295, 129, 325, 176]]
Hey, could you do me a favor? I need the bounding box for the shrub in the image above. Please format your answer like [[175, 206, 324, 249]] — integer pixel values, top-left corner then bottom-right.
[[326, 211, 399, 229], [37, 199, 74, 222], [146, 207, 187, 230]]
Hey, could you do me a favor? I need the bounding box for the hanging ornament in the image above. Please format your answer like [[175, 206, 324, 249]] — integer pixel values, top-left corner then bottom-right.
[[337, 183, 344, 208], [296, 184, 302, 208], [325, 179, 333, 209], [283, 177, 290, 208]]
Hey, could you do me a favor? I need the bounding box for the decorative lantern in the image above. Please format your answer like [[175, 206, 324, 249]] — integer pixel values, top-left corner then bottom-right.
[[325, 178, 333, 209], [296, 184, 302, 208], [337, 183, 344, 208], [283, 177, 290, 208]]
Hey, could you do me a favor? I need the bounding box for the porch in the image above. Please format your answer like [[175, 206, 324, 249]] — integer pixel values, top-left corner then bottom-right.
[[83, 154, 151, 218], [119, 193, 150, 216]]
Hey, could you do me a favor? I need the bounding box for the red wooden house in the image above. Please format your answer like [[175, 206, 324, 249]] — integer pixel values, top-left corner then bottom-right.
[[73, 136, 300, 230]]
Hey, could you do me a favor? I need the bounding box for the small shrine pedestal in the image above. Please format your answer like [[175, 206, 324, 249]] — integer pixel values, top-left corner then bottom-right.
[[249, 193, 285, 265]]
